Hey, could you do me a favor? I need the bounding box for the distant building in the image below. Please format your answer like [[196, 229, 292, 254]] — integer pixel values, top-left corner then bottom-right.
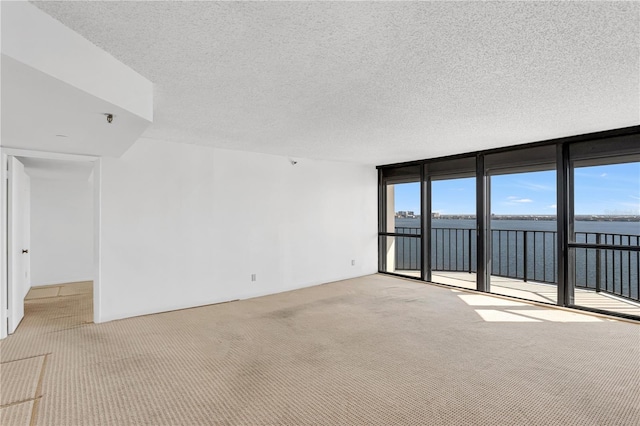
[[396, 211, 419, 218]]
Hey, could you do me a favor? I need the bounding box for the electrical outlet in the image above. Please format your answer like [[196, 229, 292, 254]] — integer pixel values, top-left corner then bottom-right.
[[351, 260, 355, 266], [251, 274, 256, 282]]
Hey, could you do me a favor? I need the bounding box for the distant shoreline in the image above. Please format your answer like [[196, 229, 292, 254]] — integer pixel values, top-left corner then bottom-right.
[[396, 214, 640, 222]]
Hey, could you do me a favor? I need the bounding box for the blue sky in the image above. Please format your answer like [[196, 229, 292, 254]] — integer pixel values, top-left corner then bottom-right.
[[393, 162, 640, 215]]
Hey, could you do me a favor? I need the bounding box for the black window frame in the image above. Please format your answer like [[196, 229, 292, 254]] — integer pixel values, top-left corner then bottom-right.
[[377, 125, 640, 321]]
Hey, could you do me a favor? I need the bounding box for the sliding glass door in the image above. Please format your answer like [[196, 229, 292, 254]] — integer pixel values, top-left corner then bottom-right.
[[569, 141, 640, 317], [430, 176, 476, 289], [489, 170, 557, 304], [484, 145, 557, 303], [379, 166, 422, 278]]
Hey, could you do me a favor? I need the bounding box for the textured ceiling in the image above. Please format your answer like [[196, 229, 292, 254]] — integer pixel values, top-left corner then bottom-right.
[[32, 1, 639, 165]]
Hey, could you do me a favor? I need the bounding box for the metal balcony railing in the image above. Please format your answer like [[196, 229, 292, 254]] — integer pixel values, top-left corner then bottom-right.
[[393, 227, 640, 303]]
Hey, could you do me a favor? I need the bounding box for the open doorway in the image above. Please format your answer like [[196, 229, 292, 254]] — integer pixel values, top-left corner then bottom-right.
[[2, 153, 98, 337]]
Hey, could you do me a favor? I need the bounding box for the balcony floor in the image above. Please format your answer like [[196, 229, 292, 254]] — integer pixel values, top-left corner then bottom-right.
[[396, 270, 640, 317]]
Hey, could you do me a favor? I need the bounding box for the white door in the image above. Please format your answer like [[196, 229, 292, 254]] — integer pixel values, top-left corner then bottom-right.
[[8, 157, 30, 334]]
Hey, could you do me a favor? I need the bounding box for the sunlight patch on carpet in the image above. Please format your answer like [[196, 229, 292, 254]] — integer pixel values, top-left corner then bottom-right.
[[458, 294, 528, 306], [506, 309, 602, 322], [475, 309, 542, 322]]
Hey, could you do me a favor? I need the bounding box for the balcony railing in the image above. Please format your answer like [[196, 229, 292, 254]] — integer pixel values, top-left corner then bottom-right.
[[394, 227, 640, 303]]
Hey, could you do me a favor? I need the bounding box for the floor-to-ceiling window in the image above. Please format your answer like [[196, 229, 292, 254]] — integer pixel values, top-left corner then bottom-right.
[[379, 166, 422, 278], [488, 170, 557, 303], [422, 157, 476, 287], [377, 127, 640, 320], [429, 174, 476, 289], [568, 137, 640, 317]]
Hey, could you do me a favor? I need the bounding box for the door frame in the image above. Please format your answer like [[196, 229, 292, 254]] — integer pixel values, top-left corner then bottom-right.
[[0, 148, 100, 339]]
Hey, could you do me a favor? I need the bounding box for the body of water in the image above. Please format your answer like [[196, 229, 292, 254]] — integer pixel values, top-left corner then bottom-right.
[[395, 218, 640, 235], [389, 218, 639, 301]]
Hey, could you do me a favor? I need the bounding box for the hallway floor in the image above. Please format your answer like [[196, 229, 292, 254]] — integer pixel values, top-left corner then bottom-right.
[[1, 281, 93, 425]]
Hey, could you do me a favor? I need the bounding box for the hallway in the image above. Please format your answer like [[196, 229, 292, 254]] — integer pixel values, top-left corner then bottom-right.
[[23, 281, 93, 334], [0, 282, 92, 425]]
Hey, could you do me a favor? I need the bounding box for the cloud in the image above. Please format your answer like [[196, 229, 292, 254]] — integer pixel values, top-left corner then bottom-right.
[[547, 204, 557, 209], [630, 195, 640, 200], [510, 198, 533, 203], [517, 182, 554, 192], [600, 173, 607, 177]]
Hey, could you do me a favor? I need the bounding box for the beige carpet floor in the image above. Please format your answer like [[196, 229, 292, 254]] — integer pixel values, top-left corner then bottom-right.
[[1, 275, 639, 425]]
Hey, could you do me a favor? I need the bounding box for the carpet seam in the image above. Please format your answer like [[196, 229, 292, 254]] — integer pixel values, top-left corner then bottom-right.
[[46, 323, 93, 333], [0, 353, 51, 365], [0, 395, 42, 409], [29, 353, 49, 426], [26, 294, 87, 301], [30, 281, 91, 289]]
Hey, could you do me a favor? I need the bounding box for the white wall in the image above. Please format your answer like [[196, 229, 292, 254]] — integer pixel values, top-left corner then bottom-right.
[[30, 177, 94, 286], [98, 138, 378, 322]]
